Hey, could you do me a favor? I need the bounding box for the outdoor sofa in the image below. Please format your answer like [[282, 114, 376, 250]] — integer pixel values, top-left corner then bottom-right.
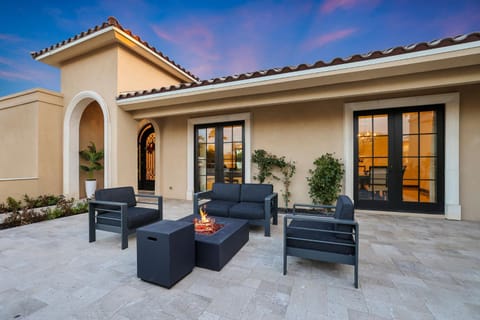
[[193, 183, 278, 236], [88, 186, 163, 249], [283, 195, 359, 288]]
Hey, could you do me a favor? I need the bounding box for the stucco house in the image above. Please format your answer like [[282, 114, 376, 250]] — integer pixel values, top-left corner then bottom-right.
[[0, 17, 479, 221]]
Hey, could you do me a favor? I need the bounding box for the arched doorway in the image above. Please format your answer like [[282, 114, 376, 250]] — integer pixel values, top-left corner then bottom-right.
[[78, 102, 104, 198], [64, 91, 111, 198], [138, 124, 155, 191]]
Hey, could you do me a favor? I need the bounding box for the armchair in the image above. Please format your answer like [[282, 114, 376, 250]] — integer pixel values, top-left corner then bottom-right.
[[88, 186, 163, 249], [283, 195, 359, 288]]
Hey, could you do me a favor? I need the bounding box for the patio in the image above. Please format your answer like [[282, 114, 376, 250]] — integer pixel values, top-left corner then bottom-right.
[[1, 199, 479, 320]]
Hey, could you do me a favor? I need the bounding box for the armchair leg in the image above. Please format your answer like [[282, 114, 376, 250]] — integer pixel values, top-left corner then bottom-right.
[[273, 212, 278, 225], [121, 232, 128, 250], [88, 202, 96, 243], [354, 262, 359, 288], [264, 222, 271, 237]]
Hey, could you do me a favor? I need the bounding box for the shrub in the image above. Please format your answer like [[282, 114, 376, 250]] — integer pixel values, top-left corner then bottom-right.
[[6, 197, 22, 213], [252, 149, 296, 209], [307, 153, 344, 205]]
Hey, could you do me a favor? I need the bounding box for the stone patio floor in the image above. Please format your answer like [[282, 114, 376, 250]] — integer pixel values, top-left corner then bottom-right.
[[1, 199, 479, 320]]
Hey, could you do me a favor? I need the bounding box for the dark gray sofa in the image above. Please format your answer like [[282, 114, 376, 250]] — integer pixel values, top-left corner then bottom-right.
[[283, 195, 359, 288], [89, 186, 163, 249], [193, 183, 278, 236]]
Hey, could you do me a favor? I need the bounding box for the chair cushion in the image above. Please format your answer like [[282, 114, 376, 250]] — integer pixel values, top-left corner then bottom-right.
[[229, 202, 265, 220], [211, 183, 241, 202], [95, 187, 137, 207], [97, 206, 159, 229], [203, 200, 236, 217], [333, 195, 355, 240], [286, 219, 354, 255], [240, 184, 273, 203]]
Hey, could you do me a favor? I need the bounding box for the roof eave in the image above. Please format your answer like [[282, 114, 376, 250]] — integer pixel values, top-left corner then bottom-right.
[[117, 40, 480, 110], [33, 26, 197, 83]]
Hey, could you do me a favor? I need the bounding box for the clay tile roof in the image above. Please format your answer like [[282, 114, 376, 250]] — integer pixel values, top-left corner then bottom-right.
[[31, 17, 198, 81], [117, 31, 480, 101]]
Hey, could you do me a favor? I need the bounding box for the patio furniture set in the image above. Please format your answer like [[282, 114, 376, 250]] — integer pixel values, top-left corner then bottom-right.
[[88, 184, 359, 288]]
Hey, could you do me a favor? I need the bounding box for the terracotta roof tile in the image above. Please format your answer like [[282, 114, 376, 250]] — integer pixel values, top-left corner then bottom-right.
[[31, 17, 198, 81], [117, 31, 480, 100]]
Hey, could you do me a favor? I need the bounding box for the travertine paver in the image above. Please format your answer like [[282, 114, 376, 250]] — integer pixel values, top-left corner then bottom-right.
[[0, 199, 479, 320]]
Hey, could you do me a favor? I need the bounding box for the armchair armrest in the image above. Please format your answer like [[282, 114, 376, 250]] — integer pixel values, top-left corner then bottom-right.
[[264, 192, 278, 227], [193, 191, 213, 215], [135, 194, 163, 220], [284, 213, 358, 226], [88, 200, 128, 244], [293, 203, 336, 215]]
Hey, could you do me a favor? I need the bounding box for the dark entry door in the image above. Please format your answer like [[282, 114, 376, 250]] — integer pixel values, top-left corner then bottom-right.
[[138, 124, 155, 191], [354, 105, 444, 213], [195, 122, 244, 192]]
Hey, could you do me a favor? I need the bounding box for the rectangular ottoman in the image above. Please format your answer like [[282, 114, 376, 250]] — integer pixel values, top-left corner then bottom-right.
[[137, 220, 194, 288]]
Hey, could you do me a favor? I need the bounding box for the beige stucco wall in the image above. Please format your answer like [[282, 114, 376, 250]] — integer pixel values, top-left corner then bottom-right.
[[60, 44, 187, 197], [251, 101, 345, 206], [157, 116, 189, 198], [459, 84, 480, 221], [117, 47, 184, 94], [0, 89, 63, 202]]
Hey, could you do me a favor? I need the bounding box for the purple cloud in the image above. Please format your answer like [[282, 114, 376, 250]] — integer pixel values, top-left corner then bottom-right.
[[320, 0, 380, 14], [302, 28, 357, 52]]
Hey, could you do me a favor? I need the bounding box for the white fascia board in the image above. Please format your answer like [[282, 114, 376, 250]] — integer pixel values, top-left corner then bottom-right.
[[117, 40, 480, 106], [34, 27, 115, 61]]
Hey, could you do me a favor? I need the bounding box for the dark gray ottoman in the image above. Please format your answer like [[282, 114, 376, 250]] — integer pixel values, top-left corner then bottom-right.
[[137, 220, 194, 288], [178, 215, 249, 271]]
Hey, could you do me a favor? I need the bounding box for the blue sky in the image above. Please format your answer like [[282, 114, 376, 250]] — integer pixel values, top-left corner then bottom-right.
[[0, 0, 479, 97]]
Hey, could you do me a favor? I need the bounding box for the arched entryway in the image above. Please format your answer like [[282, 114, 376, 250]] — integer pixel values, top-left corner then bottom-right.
[[64, 91, 111, 198], [78, 102, 104, 198], [138, 124, 155, 191]]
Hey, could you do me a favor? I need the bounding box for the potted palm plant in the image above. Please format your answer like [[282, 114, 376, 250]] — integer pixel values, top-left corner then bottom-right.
[[79, 141, 104, 199]]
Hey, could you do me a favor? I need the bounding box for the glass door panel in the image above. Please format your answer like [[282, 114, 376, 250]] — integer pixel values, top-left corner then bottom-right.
[[355, 105, 444, 213], [402, 110, 438, 204], [357, 114, 389, 201], [195, 122, 244, 192]]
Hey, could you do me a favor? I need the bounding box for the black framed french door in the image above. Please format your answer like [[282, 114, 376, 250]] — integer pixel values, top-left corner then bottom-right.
[[194, 121, 245, 192], [354, 105, 444, 213], [138, 124, 155, 191]]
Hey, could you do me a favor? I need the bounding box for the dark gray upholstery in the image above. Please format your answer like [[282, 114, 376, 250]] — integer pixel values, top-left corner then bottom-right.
[[95, 186, 137, 207], [284, 195, 359, 288], [194, 183, 278, 236], [229, 202, 265, 219], [212, 183, 241, 202], [89, 186, 163, 249], [240, 184, 273, 202], [204, 200, 236, 217], [333, 195, 355, 239]]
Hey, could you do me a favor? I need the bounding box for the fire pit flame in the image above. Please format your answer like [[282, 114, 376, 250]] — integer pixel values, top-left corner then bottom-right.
[[195, 207, 223, 235]]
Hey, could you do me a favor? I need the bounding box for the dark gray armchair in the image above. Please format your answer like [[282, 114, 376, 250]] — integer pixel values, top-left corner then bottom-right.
[[88, 186, 163, 249], [283, 195, 359, 288]]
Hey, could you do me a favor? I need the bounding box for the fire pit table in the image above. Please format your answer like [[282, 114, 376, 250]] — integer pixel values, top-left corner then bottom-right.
[[178, 215, 249, 271]]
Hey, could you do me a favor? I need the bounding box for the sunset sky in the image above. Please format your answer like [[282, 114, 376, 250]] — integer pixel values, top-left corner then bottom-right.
[[1, 0, 479, 96]]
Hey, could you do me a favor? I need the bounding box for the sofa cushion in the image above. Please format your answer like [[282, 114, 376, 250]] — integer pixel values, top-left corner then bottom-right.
[[211, 183, 241, 202], [333, 195, 355, 239], [286, 219, 354, 255], [240, 184, 273, 203], [204, 200, 236, 217], [229, 202, 265, 220], [95, 187, 137, 207], [96, 206, 159, 229]]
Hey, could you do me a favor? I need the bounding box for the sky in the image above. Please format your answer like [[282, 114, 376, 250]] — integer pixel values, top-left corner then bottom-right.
[[0, 0, 479, 97]]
